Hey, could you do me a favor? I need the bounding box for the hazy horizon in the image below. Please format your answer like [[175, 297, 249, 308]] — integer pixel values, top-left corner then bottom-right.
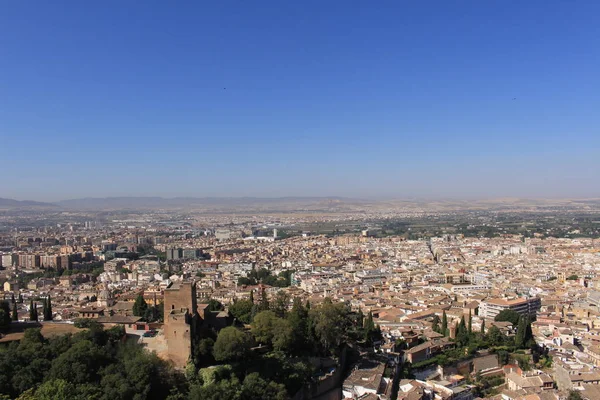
[[4, 194, 600, 204], [1, 2, 599, 201]]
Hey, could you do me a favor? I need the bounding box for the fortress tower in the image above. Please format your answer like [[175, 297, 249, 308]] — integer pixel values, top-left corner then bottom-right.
[[164, 280, 198, 368]]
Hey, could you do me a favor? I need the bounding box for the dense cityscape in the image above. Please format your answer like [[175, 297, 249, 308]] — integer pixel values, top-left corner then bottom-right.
[[3, 2, 599, 399], [1, 198, 599, 399]]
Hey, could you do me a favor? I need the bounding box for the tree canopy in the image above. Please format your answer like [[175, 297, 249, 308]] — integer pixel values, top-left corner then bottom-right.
[[132, 295, 148, 317], [213, 327, 253, 363], [494, 309, 521, 326], [0, 326, 184, 399]]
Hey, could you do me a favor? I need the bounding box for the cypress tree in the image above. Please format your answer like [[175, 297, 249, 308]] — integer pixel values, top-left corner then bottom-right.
[[249, 289, 254, 304], [457, 316, 468, 345], [441, 311, 448, 336], [468, 309, 472, 335], [259, 287, 269, 311], [515, 316, 526, 348], [456, 315, 467, 336], [357, 307, 364, 328], [432, 315, 441, 333], [12, 302, 18, 321], [132, 294, 148, 317], [523, 316, 533, 346], [11, 293, 16, 304], [364, 311, 375, 331], [44, 296, 53, 321], [481, 319, 486, 335], [29, 300, 35, 321], [18, 293, 23, 303], [32, 302, 39, 322]]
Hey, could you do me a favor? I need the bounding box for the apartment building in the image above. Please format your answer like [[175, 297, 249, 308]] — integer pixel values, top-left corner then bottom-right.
[[480, 297, 541, 319]]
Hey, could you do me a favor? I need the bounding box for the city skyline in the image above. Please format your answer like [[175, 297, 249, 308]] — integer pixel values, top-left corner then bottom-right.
[[2, 1, 599, 200]]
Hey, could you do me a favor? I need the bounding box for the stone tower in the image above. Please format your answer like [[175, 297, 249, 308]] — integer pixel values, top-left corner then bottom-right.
[[164, 280, 198, 368]]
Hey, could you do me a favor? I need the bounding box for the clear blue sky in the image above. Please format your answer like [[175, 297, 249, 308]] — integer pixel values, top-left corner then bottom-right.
[[1, 1, 599, 201]]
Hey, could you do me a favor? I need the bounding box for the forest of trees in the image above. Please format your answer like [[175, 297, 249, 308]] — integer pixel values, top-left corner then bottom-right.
[[183, 294, 385, 400], [0, 323, 184, 400], [0, 295, 380, 400]]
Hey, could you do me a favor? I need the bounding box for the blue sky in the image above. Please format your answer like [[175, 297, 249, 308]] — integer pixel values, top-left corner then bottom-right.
[[1, 1, 599, 201]]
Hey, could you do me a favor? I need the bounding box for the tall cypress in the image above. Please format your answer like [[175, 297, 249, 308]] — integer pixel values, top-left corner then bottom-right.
[[468, 309, 472, 335], [364, 311, 375, 332], [44, 296, 53, 321], [357, 307, 365, 328], [441, 311, 448, 336], [12, 302, 18, 321], [29, 300, 35, 321], [432, 315, 441, 333], [259, 287, 269, 311], [481, 319, 486, 335], [515, 316, 526, 348]]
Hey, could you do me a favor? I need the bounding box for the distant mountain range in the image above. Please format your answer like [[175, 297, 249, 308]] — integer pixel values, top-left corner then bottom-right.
[[1, 196, 599, 211], [0, 198, 56, 208], [55, 196, 359, 210]]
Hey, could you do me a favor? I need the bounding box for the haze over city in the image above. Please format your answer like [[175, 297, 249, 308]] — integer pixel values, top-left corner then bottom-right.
[[4, 3, 600, 400], [2, 1, 600, 201]]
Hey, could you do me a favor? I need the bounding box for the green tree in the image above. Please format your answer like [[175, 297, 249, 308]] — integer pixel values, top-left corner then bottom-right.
[[356, 307, 365, 328], [193, 337, 215, 367], [0, 301, 10, 329], [515, 317, 526, 348], [286, 297, 310, 355], [251, 311, 278, 345], [272, 318, 294, 353], [43, 296, 53, 321], [487, 325, 505, 346], [207, 299, 224, 312], [18, 293, 23, 304], [213, 327, 253, 363], [567, 390, 583, 400], [494, 309, 521, 326], [310, 298, 351, 355], [431, 315, 440, 334], [468, 310, 472, 336], [132, 294, 148, 317], [259, 287, 269, 312], [240, 373, 288, 400], [48, 340, 109, 384], [516, 316, 534, 349], [12, 302, 18, 321], [481, 319, 485, 334], [228, 300, 254, 325], [29, 300, 38, 322], [271, 291, 290, 318], [456, 315, 468, 346], [189, 377, 241, 400], [441, 311, 448, 336], [33, 379, 77, 400]]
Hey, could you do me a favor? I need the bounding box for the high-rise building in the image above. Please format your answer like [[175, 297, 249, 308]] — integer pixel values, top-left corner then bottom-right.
[[18, 254, 40, 269], [166, 247, 182, 260]]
